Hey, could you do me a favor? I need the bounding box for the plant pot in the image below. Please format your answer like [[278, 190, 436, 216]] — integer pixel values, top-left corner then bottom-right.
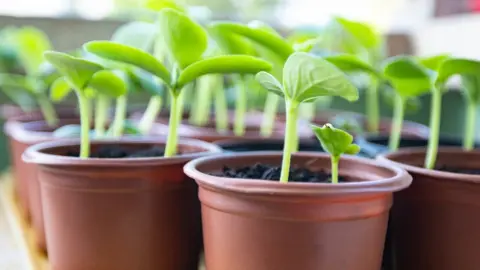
[[184, 152, 412, 270], [213, 138, 323, 152], [0, 104, 79, 121], [377, 147, 480, 270], [356, 135, 475, 158], [23, 138, 221, 270]]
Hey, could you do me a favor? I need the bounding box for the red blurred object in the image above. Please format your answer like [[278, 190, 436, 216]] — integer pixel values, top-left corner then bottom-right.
[[469, 0, 480, 11]]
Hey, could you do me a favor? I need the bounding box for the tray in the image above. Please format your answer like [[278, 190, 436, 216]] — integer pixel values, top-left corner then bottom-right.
[[0, 174, 206, 270]]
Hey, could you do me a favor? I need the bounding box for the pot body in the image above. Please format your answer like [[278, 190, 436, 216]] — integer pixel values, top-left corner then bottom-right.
[[24, 138, 220, 270], [379, 147, 480, 270], [185, 152, 412, 270]]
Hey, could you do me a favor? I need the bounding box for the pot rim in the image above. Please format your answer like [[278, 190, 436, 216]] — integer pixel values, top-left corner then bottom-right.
[[184, 151, 412, 195], [377, 146, 480, 182], [22, 137, 222, 167]]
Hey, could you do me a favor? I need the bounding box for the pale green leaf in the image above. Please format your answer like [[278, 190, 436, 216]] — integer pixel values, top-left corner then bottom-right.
[[209, 25, 255, 55], [334, 17, 381, 49], [15, 27, 52, 75], [436, 58, 480, 86], [383, 56, 431, 98], [283, 52, 359, 103], [461, 75, 480, 104], [176, 55, 272, 89], [420, 54, 450, 72], [111, 21, 157, 51], [311, 123, 358, 157], [345, 144, 361, 155], [325, 54, 382, 78], [50, 76, 72, 102], [87, 70, 127, 98], [157, 8, 207, 69], [84, 41, 171, 85], [255, 71, 284, 97], [382, 86, 422, 114], [44, 51, 104, 90]]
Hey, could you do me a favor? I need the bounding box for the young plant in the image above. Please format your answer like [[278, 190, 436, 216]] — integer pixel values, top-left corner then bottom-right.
[[45, 52, 127, 158], [311, 124, 360, 183], [256, 52, 358, 183], [85, 9, 272, 157]]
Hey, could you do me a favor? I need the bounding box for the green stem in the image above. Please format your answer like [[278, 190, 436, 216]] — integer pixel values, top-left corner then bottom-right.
[[111, 95, 127, 138], [261, 93, 280, 137], [37, 93, 58, 127], [388, 94, 405, 151], [425, 89, 442, 169], [234, 75, 247, 136], [331, 155, 340, 184], [164, 90, 182, 157], [78, 94, 91, 159], [214, 79, 228, 134], [94, 94, 110, 137], [189, 75, 214, 126], [279, 99, 299, 183], [366, 76, 380, 133], [138, 95, 162, 134], [463, 101, 476, 151]]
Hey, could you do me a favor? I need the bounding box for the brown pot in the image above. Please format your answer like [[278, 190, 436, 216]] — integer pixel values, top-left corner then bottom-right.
[[378, 147, 480, 270], [184, 152, 412, 270], [0, 104, 79, 121], [23, 138, 221, 270]]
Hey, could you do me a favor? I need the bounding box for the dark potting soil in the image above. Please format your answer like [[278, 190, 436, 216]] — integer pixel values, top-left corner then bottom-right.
[[437, 166, 480, 175], [66, 146, 165, 158], [218, 163, 347, 183]]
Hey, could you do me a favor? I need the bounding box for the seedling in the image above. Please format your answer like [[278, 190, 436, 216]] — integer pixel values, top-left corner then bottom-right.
[[256, 52, 358, 182], [45, 52, 127, 158], [311, 124, 360, 183], [85, 9, 272, 157]]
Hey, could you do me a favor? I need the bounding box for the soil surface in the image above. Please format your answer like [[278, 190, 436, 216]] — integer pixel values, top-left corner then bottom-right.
[[67, 146, 165, 158], [437, 166, 480, 175], [219, 163, 347, 183]]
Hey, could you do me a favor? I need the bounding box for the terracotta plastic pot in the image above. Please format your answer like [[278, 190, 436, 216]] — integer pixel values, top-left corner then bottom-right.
[[213, 138, 323, 152], [378, 147, 480, 270], [184, 152, 412, 270], [23, 138, 221, 270]]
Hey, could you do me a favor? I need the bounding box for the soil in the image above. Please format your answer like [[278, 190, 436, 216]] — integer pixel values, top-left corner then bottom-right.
[[437, 166, 480, 175], [66, 146, 165, 158], [218, 163, 347, 183]]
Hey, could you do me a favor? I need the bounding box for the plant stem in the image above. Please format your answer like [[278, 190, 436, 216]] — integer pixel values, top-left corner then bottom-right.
[[261, 93, 280, 137], [214, 79, 228, 133], [366, 76, 380, 133], [279, 99, 299, 183], [425, 89, 442, 169], [388, 94, 405, 151], [78, 94, 91, 159], [331, 155, 340, 184], [138, 95, 162, 134], [234, 75, 247, 136], [94, 94, 110, 137], [189, 75, 214, 126], [463, 101, 477, 151], [37, 93, 58, 127], [111, 95, 127, 138], [164, 90, 182, 157]]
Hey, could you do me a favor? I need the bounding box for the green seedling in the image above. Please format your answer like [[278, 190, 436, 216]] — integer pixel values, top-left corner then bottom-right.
[[45, 52, 127, 158], [256, 52, 358, 183], [311, 124, 360, 184], [85, 9, 272, 157]]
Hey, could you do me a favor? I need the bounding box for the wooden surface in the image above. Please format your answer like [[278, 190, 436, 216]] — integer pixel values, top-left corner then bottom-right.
[[0, 174, 206, 270]]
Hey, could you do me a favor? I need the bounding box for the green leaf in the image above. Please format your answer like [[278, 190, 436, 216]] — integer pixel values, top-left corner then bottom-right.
[[44, 51, 104, 90], [436, 58, 480, 86], [325, 54, 382, 78], [255, 71, 284, 97], [334, 17, 381, 49], [283, 52, 359, 103], [129, 69, 164, 96], [111, 21, 157, 51], [311, 123, 359, 157], [210, 21, 294, 61], [87, 70, 127, 98], [52, 124, 82, 138], [157, 8, 208, 69], [50, 76, 72, 102], [0, 73, 34, 93], [419, 54, 450, 72], [84, 41, 171, 85], [15, 27, 52, 75], [461, 75, 480, 104], [209, 25, 255, 55], [382, 86, 421, 114], [176, 55, 272, 89], [383, 56, 431, 98]]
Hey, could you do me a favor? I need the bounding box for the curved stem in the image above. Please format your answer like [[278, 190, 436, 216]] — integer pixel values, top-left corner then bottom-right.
[[111, 95, 127, 138], [37, 93, 58, 127], [279, 99, 299, 183], [234, 75, 247, 136], [425, 89, 442, 169], [463, 101, 476, 151], [366, 76, 379, 133], [214, 79, 228, 133], [388, 94, 405, 151], [261, 93, 280, 137], [78, 94, 91, 158], [94, 94, 110, 137], [331, 155, 340, 184], [164, 90, 181, 157], [138, 95, 162, 135]]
